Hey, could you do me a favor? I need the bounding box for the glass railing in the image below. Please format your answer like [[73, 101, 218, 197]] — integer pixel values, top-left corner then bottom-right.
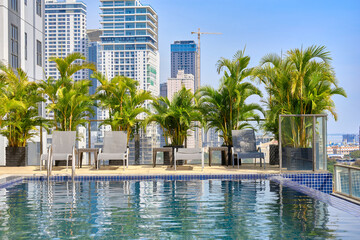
[[279, 114, 327, 171], [334, 164, 360, 200]]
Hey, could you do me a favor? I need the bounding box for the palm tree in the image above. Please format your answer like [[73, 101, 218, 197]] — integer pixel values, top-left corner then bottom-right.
[[93, 72, 153, 144], [48, 80, 95, 131], [148, 87, 201, 146], [0, 64, 44, 147], [40, 53, 97, 130], [254, 45, 347, 145], [49, 52, 96, 82], [198, 49, 263, 146]]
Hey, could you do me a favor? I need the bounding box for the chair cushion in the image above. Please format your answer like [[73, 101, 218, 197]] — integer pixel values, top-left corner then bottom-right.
[[52, 153, 72, 161], [40, 154, 48, 161], [177, 148, 202, 154], [176, 148, 202, 161], [98, 153, 126, 161], [235, 151, 264, 159]]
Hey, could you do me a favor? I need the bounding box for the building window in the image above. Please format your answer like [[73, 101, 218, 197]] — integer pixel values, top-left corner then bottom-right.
[[36, 0, 41, 16], [36, 40, 42, 66], [25, 32, 27, 60], [11, 0, 18, 11], [10, 25, 18, 68]]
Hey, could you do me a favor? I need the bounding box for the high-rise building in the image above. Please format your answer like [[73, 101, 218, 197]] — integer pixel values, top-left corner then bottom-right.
[[171, 40, 197, 88], [167, 70, 194, 101], [0, 0, 45, 82], [159, 82, 167, 147], [45, 0, 88, 81], [87, 29, 101, 126], [0, 0, 45, 166], [99, 0, 159, 164]]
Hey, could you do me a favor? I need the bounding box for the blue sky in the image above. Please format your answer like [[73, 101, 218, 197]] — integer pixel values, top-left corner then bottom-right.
[[85, 0, 360, 134]]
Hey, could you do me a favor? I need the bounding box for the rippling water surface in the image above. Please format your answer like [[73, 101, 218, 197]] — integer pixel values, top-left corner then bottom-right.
[[0, 180, 359, 239]]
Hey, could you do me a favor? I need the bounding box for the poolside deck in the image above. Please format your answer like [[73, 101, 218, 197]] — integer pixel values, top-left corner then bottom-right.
[[0, 164, 281, 177]]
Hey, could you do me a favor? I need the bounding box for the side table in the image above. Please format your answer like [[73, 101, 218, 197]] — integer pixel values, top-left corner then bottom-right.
[[78, 148, 99, 168], [208, 147, 229, 166], [153, 147, 173, 167]]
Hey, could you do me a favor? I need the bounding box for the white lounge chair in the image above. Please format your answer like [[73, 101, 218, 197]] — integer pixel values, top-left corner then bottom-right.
[[40, 131, 77, 172], [174, 148, 204, 171], [231, 130, 265, 169], [97, 131, 129, 171]]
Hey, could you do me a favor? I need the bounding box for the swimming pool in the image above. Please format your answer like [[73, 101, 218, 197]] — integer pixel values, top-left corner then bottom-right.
[[0, 179, 359, 239]]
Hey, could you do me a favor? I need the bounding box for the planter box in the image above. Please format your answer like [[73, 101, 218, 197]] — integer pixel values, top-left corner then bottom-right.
[[269, 145, 279, 165], [282, 147, 313, 170], [6, 147, 27, 166]]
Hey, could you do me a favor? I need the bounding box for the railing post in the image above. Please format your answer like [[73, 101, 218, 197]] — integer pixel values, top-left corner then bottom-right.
[[88, 120, 91, 165], [312, 116, 316, 172], [349, 168, 352, 198], [279, 115, 282, 173]]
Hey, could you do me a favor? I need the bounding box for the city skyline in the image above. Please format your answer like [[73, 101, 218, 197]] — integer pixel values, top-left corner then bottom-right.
[[84, 0, 360, 135]]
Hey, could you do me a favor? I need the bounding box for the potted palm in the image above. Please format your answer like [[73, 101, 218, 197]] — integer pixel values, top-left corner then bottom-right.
[[198, 49, 263, 165], [0, 64, 44, 166], [254, 45, 346, 169], [40, 53, 96, 166], [93, 72, 153, 165], [148, 87, 201, 165]]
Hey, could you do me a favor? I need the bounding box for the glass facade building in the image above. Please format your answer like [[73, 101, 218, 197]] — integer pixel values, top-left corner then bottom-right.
[[171, 40, 197, 89]]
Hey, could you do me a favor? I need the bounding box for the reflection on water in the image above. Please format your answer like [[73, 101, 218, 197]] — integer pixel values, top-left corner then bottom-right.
[[0, 180, 359, 239]]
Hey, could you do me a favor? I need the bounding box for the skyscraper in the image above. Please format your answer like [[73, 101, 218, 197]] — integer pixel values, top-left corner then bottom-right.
[[45, 0, 88, 81], [98, 0, 159, 95], [99, 0, 159, 164], [170, 40, 197, 88]]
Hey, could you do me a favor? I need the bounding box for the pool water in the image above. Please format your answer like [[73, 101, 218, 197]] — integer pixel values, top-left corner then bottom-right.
[[0, 179, 359, 239]]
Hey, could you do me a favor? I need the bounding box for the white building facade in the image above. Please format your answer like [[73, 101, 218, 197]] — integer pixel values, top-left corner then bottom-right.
[[0, 0, 45, 166], [98, 0, 160, 164], [45, 0, 88, 81], [0, 0, 45, 82]]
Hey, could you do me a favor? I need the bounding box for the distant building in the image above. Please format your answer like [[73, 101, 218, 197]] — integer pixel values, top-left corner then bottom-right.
[[159, 82, 167, 147], [167, 70, 194, 101], [160, 82, 167, 99], [343, 134, 357, 144], [86, 29, 102, 149], [171, 40, 197, 89], [98, 0, 159, 164], [45, 0, 88, 81], [327, 145, 359, 156], [87, 29, 101, 131]]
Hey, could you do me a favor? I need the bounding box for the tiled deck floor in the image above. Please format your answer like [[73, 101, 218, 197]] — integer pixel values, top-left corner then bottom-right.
[[0, 164, 281, 176]]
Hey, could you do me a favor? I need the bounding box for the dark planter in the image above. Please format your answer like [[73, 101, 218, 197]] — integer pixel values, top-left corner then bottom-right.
[[6, 147, 27, 166], [109, 160, 124, 166], [222, 145, 237, 166], [269, 145, 279, 165], [134, 134, 140, 165], [282, 147, 313, 170], [55, 160, 73, 166], [167, 145, 185, 166]]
